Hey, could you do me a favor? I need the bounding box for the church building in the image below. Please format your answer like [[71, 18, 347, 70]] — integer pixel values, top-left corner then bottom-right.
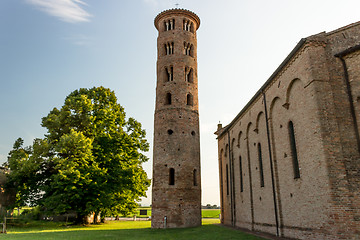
[[216, 22, 360, 239]]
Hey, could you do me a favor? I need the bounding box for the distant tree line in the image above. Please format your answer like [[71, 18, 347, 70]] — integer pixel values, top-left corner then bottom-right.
[[202, 204, 220, 209]]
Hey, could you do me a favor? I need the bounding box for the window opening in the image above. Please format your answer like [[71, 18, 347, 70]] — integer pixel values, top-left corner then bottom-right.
[[239, 156, 243, 192], [226, 164, 229, 195], [183, 19, 192, 32], [258, 143, 265, 187], [193, 169, 197, 186], [289, 121, 300, 179], [187, 93, 193, 106], [164, 19, 175, 31], [169, 168, 175, 185], [165, 42, 174, 55], [185, 67, 193, 83], [165, 66, 173, 81], [165, 93, 172, 105], [183, 42, 193, 56], [188, 68, 193, 83], [170, 19, 174, 30]]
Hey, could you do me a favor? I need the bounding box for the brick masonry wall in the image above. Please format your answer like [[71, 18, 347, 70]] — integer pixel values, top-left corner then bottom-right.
[[217, 22, 360, 239], [152, 9, 201, 229]]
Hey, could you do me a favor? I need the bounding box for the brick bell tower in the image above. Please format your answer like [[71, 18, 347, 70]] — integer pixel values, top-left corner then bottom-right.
[[152, 9, 201, 228]]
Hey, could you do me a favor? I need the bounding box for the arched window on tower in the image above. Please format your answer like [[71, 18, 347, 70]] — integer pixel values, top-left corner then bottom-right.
[[164, 42, 174, 55], [187, 93, 193, 106], [165, 93, 172, 105], [288, 121, 300, 179], [193, 169, 197, 186], [183, 42, 193, 56], [165, 66, 173, 81], [169, 168, 175, 185], [185, 67, 193, 83], [183, 19, 193, 32], [164, 19, 175, 31]]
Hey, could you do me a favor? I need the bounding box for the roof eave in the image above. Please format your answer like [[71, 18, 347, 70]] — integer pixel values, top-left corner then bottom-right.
[[217, 38, 307, 139]]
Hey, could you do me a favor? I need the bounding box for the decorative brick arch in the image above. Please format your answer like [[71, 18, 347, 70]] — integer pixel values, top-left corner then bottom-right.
[[270, 97, 281, 118], [237, 131, 243, 148], [284, 78, 304, 109], [255, 111, 264, 133]]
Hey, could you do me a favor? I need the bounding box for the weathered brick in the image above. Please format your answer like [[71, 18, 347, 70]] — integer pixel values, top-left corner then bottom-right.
[[216, 22, 360, 239], [151, 9, 201, 229]]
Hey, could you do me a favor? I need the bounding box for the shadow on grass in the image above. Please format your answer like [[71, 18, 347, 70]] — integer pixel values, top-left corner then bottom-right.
[[3, 222, 265, 240]]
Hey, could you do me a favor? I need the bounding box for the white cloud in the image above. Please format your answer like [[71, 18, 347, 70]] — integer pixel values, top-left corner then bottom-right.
[[26, 0, 92, 23]]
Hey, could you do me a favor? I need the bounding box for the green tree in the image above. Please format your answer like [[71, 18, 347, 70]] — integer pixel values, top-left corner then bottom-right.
[[5, 87, 150, 223], [5, 138, 43, 208]]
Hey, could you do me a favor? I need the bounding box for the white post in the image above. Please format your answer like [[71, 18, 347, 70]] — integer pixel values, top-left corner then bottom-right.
[[166, 44, 169, 55], [3, 216, 6, 234]]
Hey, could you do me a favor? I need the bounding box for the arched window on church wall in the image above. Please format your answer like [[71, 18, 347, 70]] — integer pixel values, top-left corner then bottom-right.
[[258, 143, 264, 187], [226, 164, 229, 195], [239, 155, 243, 192], [288, 121, 300, 179]]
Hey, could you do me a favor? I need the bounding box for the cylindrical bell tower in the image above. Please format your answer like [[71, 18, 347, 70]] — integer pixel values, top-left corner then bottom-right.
[[152, 9, 201, 229]]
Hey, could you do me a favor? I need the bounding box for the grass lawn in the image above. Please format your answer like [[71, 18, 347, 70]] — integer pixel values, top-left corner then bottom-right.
[[121, 208, 220, 219], [12, 207, 218, 219], [2, 219, 265, 240], [201, 209, 221, 218]]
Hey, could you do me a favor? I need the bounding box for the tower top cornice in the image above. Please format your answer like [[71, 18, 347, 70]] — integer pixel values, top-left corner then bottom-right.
[[154, 8, 200, 30]]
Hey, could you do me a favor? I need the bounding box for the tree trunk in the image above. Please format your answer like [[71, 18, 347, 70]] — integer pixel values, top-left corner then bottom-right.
[[93, 212, 99, 224], [75, 213, 86, 225]]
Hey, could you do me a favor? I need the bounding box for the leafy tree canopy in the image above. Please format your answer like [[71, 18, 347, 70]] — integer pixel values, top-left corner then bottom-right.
[[5, 87, 150, 223]]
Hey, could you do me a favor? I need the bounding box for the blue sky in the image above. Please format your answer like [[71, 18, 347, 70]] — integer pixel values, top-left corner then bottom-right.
[[1, 0, 360, 206]]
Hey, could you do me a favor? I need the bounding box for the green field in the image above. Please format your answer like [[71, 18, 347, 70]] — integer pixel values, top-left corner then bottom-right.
[[120, 208, 220, 219], [201, 209, 221, 218], [133, 207, 151, 218], [2, 219, 265, 240]]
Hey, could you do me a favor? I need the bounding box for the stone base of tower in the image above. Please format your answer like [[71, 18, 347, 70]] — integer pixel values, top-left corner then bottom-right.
[[151, 188, 201, 228]]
